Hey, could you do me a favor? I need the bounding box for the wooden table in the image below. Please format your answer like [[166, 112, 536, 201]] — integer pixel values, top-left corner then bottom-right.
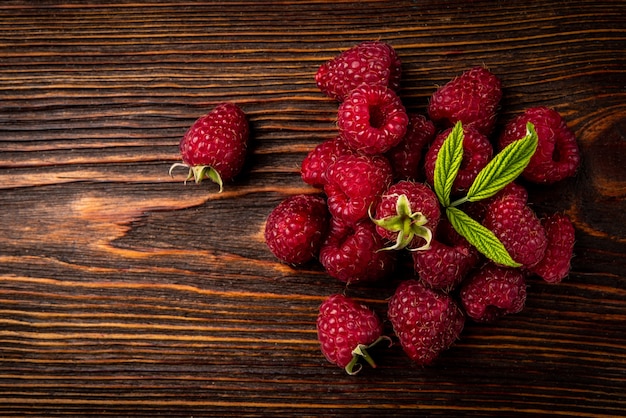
[[1, 1, 625, 416]]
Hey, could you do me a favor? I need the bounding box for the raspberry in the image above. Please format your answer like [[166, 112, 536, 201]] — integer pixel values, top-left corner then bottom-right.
[[483, 194, 548, 269], [170, 103, 249, 191], [385, 113, 436, 181], [460, 263, 527, 323], [268, 53, 581, 375], [319, 218, 396, 285], [498, 106, 581, 184], [412, 220, 480, 291], [464, 182, 529, 223], [492, 182, 529, 204], [324, 153, 393, 225], [387, 280, 465, 365], [424, 125, 493, 195], [315, 41, 402, 102], [317, 294, 389, 375], [337, 84, 409, 155], [428, 66, 502, 135], [371, 180, 440, 251], [301, 136, 354, 188], [264, 194, 329, 265], [530, 213, 576, 283]]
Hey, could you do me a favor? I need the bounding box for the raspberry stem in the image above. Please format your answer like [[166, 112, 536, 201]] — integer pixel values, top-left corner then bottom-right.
[[450, 196, 469, 207]]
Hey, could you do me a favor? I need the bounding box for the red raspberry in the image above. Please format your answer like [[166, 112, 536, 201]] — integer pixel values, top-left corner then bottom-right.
[[319, 218, 396, 285], [371, 180, 441, 251], [386, 113, 436, 181], [170, 103, 249, 191], [464, 182, 529, 222], [424, 125, 493, 195], [412, 220, 480, 291], [301, 136, 354, 188], [264, 194, 329, 265], [315, 41, 402, 102], [483, 194, 548, 269], [337, 84, 409, 155], [491, 182, 529, 204], [388, 280, 465, 365], [530, 213, 576, 283], [427, 66, 502, 135], [317, 294, 389, 375], [460, 263, 527, 323], [324, 153, 393, 225], [498, 106, 581, 184]]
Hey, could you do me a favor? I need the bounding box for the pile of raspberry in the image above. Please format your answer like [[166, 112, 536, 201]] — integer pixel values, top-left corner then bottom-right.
[[264, 41, 580, 375]]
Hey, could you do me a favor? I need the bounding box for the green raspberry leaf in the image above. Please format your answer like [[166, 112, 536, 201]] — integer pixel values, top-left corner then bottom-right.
[[433, 121, 464, 207], [465, 122, 538, 202], [446, 206, 521, 268]]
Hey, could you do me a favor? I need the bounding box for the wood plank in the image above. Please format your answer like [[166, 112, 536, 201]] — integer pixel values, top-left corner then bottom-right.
[[1, 0, 625, 416]]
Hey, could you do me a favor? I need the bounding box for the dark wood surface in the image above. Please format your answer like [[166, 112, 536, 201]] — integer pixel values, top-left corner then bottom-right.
[[1, 1, 625, 416]]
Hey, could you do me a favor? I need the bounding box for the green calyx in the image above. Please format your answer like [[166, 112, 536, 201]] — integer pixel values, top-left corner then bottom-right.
[[370, 194, 434, 252], [345, 336, 392, 376], [169, 163, 224, 193]]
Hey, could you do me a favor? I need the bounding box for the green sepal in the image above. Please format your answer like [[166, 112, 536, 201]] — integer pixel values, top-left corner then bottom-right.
[[344, 336, 392, 376], [369, 194, 434, 251], [446, 206, 521, 268], [191, 165, 224, 192], [169, 162, 224, 192]]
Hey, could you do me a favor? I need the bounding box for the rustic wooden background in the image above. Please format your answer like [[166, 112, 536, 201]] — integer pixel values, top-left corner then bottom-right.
[[1, 0, 625, 416]]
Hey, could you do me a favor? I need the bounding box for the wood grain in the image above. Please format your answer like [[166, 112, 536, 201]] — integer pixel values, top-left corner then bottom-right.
[[1, 0, 625, 416]]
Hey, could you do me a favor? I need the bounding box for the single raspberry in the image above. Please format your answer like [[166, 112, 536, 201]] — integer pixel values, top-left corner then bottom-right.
[[424, 124, 493, 195], [301, 136, 354, 188], [324, 153, 393, 225], [427, 66, 502, 135], [315, 41, 402, 102], [387, 280, 465, 365], [491, 182, 529, 204], [483, 194, 548, 269], [371, 180, 441, 251], [386, 113, 436, 181], [317, 294, 390, 375], [169, 103, 249, 192], [412, 219, 480, 291], [463, 182, 528, 223], [264, 194, 329, 265], [460, 263, 527, 323], [529, 213, 576, 283], [498, 106, 581, 184], [337, 84, 409, 155], [319, 218, 396, 285]]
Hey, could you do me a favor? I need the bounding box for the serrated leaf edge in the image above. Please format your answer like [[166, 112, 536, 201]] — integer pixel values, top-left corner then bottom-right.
[[446, 206, 521, 268], [433, 121, 464, 207], [466, 122, 538, 202]]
